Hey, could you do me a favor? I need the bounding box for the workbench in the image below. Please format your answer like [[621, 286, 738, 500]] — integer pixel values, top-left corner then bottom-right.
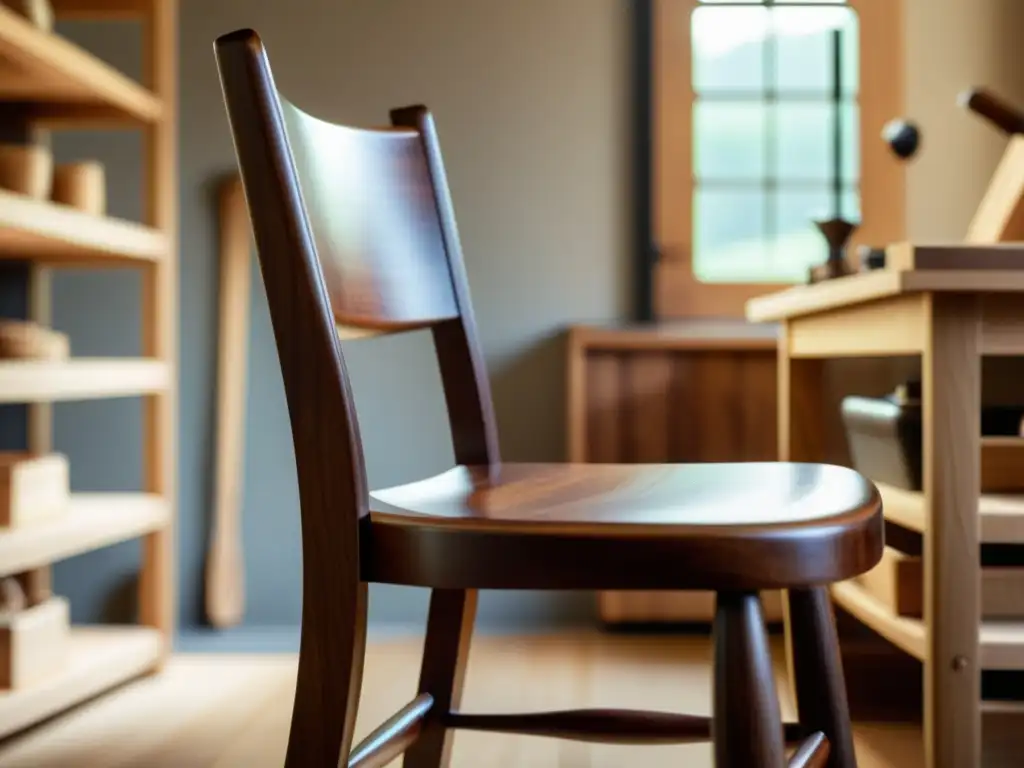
[[747, 257, 1024, 768]]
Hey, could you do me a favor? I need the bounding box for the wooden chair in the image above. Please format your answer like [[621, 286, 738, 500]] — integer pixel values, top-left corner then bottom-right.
[[214, 28, 884, 768]]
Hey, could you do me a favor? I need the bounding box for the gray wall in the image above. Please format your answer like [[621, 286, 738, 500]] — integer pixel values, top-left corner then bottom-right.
[[45, 1, 631, 640]]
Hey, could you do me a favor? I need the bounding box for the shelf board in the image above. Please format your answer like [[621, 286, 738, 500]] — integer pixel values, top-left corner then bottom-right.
[[833, 580, 1024, 671], [0, 626, 161, 740], [0, 4, 160, 124], [0, 358, 168, 402], [0, 190, 165, 263], [0, 493, 168, 577], [877, 482, 1024, 543]]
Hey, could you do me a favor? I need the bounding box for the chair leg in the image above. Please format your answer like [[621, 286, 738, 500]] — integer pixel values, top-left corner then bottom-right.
[[286, 582, 368, 767], [786, 587, 856, 768], [713, 591, 786, 768], [403, 588, 477, 768]]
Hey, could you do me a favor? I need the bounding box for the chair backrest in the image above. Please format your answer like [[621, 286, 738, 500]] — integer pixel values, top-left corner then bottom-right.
[[214, 28, 499, 764]]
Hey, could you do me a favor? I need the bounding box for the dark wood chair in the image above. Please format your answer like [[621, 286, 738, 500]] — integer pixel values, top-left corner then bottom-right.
[[214, 28, 883, 768]]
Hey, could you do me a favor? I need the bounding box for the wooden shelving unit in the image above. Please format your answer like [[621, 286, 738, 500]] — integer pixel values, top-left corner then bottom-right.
[[833, 480, 1024, 673], [0, 0, 177, 741]]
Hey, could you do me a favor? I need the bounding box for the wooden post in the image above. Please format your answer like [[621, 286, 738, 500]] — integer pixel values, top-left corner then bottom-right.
[[922, 293, 981, 768], [776, 325, 826, 702], [138, 0, 178, 660]]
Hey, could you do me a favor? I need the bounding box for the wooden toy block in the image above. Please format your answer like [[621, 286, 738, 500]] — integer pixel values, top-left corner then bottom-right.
[[0, 596, 70, 690], [0, 452, 69, 529]]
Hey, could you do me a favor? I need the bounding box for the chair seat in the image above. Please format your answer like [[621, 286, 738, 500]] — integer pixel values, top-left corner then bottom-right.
[[364, 462, 883, 592]]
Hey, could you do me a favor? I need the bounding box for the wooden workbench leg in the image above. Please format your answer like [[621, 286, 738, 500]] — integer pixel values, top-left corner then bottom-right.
[[923, 294, 981, 768], [776, 326, 827, 708]]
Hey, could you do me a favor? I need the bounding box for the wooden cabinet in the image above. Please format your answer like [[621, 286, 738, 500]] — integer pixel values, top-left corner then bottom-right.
[[566, 321, 784, 623]]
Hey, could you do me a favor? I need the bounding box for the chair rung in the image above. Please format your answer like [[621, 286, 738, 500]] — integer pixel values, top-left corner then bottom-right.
[[348, 693, 434, 768], [787, 732, 830, 768], [447, 708, 808, 746]]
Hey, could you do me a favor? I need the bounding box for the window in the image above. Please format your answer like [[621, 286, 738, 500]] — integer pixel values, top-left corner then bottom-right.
[[648, 0, 905, 318], [693, 0, 859, 284]]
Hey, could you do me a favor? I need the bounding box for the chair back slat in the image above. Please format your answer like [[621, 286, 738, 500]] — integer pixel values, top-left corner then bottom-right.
[[279, 101, 461, 330]]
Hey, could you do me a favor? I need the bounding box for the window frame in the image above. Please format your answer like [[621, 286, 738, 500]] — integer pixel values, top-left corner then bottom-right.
[[645, 0, 906, 319]]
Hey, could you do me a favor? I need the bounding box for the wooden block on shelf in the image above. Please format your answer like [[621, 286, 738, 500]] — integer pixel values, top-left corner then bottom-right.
[[982, 437, 1024, 492], [51, 162, 105, 217], [0, 144, 52, 200], [0, 596, 69, 690], [14, 568, 50, 607], [0, 320, 69, 361], [856, 546, 1024, 619], [0, 452, 69, 529]]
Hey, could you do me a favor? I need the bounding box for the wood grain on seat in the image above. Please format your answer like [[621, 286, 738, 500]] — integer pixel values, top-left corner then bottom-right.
[[371, 462, 876, 528], [365, 462, 881, 592]]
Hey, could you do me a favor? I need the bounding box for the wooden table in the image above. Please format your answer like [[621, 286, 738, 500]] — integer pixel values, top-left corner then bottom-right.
[[747, 261, 1024, 768]]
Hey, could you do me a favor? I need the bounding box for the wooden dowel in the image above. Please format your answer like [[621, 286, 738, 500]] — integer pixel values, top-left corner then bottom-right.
[[788, 732, 831, 768], [959, 88, 1024, 135], [347, 694, 433, 768]]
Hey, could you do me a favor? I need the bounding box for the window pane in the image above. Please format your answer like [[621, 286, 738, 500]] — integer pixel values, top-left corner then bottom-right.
[[693, 188, 769, 283], [776, 103, 833, 181], [690, 1, 860, 286], [776, 188, 834, 238], [773, 189, 836, 280], [694, 102, 767, 180], [773, 6, 858, 95], [841, 101, 860, 181], [692, 6, 768, 93], [842, 186, 861, 222], [841, 10, 859, 95]]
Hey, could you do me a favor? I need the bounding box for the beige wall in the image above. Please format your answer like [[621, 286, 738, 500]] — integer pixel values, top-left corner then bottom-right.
[[904, 0, 1024, 239]]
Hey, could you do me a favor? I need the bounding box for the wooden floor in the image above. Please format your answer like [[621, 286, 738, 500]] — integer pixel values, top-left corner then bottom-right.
[[0, 631, 1017, 766]]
